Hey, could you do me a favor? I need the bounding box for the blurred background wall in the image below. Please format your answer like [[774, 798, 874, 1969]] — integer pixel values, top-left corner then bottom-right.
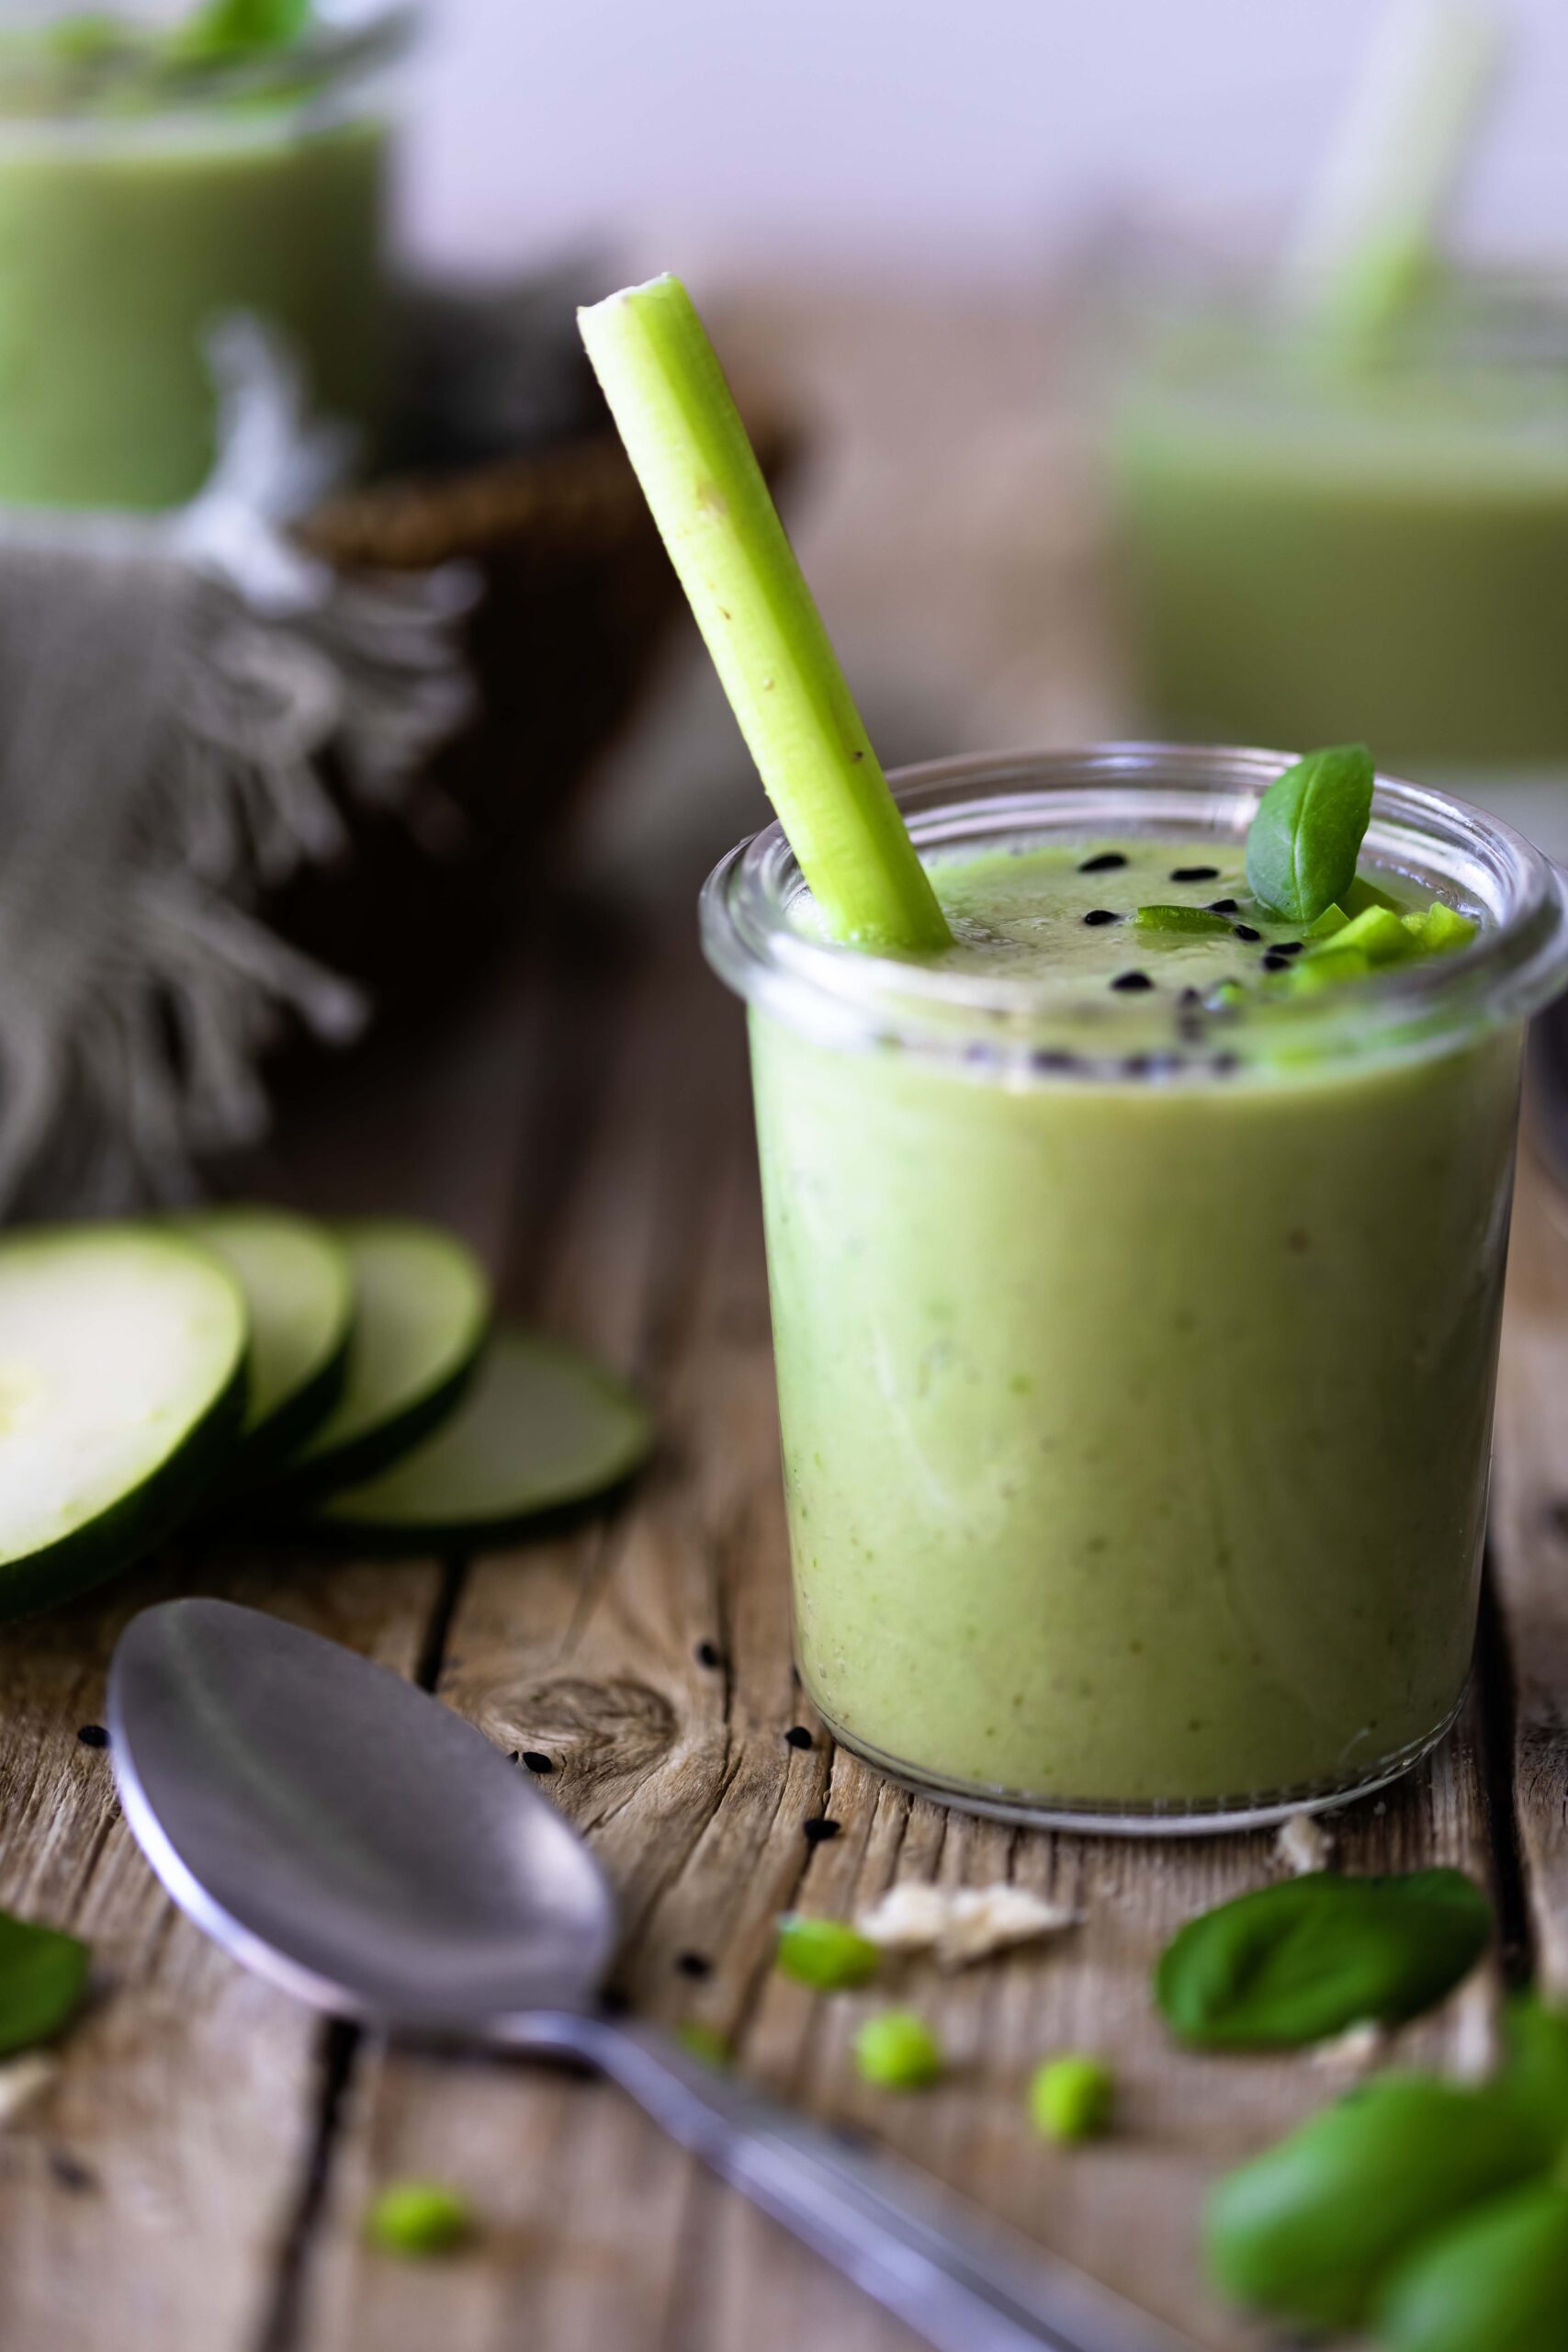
[[403, 0, 1567, 283]]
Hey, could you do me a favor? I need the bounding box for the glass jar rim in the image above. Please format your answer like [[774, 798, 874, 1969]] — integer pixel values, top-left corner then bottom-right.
[[700, 743, 1568, 1083], [0, 0, 416, 132]]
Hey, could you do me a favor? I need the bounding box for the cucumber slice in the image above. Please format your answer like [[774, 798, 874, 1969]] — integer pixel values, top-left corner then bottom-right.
[[312, 1328, 651, 1545], [0, 1225, 247, 1621], [266, 1220, 490, 1505], [179, 1207, 353, 1480]]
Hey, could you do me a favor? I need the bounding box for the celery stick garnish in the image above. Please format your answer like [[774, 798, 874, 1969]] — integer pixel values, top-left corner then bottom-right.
[[1282, 1, 1505, 344], [579, 277, 950, 953]]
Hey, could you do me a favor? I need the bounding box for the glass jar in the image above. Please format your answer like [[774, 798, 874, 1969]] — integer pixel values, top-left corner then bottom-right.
[[0, 0, 415, 509], [703, 745, 1568, 1832], [1105, 281, 1568, 854]]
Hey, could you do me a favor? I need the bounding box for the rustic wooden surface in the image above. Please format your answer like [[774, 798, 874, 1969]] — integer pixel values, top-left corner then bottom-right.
[[0, 288, 1563, 2352], [0, 860, 1553, 2352]]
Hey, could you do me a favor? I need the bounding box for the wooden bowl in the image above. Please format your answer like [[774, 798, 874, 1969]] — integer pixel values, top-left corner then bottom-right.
[[265, 396, 798, 1015]]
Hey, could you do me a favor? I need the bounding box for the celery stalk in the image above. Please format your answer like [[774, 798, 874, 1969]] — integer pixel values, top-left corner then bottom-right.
[[1284, 1, 1505, 342], [579, 277, 950, 953]]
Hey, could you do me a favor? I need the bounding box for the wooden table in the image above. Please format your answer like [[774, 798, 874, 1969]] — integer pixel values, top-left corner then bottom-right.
[[0, 840, 1563, 2352]]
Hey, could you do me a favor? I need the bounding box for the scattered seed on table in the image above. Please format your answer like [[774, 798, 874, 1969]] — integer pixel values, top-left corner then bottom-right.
[[803, 1817, 841, 1844], [521, 1751, 554, 1774], [785, 1725, 813, 1749], [76, 1725, 108, 1750], [676, 1951, 712, 1978], [695, 1641, 723, 1669]]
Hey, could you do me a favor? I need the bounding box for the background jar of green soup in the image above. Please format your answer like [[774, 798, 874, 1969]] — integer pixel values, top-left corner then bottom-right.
[[1105, 285, 1568, 855], [0, 0, 414, 511], [702, 745, 1568, 1833]]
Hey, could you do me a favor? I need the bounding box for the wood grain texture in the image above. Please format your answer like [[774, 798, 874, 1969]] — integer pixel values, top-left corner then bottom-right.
[[1489, 1144, 1568, 1995], [294, 909, 1506, 2352]]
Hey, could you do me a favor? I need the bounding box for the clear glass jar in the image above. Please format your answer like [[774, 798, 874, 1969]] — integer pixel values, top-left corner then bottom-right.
[[0, 0, 416, 509], [703, 745, 1568, 1833], [1104, 278, 1568, 850]]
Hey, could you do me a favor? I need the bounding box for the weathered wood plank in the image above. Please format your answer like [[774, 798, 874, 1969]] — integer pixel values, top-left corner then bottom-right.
[[299, 911, 1504, 2352], [0, 939, 560, 2352], [1489, 1143, 1568, 1993]]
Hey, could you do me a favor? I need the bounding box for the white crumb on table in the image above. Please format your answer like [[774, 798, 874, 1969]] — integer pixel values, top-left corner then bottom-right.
[[855, 1881, 1078, 1968], [0, 2053, 59, 2126], [1275, 1812, 1335, 1875]]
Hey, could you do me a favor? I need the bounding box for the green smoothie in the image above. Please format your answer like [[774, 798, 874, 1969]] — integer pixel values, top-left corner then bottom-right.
[[0, 11, 399, 509], [706, 752, 1568, 1826], [1109, 300, 1568, 775]]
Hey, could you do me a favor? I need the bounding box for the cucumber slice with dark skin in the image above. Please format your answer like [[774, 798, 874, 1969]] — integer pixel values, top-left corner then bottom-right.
[[178, 1207, 353, 1486], [0, 1225, 248, 1622], [310, 1327, 652, 1547], [264, 1220, 491, 1508]]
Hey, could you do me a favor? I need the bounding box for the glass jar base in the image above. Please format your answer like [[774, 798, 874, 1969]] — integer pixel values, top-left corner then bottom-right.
[[813, 1692, 1466, 1838]]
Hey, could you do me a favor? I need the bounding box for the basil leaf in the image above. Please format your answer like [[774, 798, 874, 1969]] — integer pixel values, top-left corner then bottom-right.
[[0, 1908, 89, 2057], [1245, 742, 1374, 922], [1376, 2180, 1568, 2352], [172, 0, 311, 62], [1204, 2075, 1551, 2331], [1155, 1869, 1491, 2048]]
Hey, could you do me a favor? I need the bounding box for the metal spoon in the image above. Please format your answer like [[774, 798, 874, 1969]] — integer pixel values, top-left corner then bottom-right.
[[107, 1598, 1191, 2352]]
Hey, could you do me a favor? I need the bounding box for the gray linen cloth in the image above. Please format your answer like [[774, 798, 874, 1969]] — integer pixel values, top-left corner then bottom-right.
[[0, 316, 476, 1214]]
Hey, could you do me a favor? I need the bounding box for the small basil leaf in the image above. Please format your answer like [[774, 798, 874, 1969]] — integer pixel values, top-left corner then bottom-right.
[[171, 0, 311, 62], [1495, 1996, 1568, 2153], [1376, 2180, 1568, 2352], [1155, 1869, 1492, 2048], [1204, 2075, 1551, 2331], [0, 1908, 90, 2057], [1246, 742, 1374, 922]]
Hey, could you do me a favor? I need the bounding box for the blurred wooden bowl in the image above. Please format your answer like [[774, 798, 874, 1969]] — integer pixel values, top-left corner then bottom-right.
[[265, 394, 798, 1013]]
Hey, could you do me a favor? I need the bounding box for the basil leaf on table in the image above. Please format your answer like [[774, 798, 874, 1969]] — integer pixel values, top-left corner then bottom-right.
[[1245, 742, 1375, 923], [1155, 1869, 1492, 2048], [1376, 2179, 1568, 2352], [1204, 2075, 1552, 2332], [0, 1907, 90, 2057]]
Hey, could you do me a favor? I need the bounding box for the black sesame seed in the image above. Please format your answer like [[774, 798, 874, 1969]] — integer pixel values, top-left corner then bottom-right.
[[1082, 908, 1121, 927], [1111, 970, 1155, 992], [1261, 951, 1292, 972], [1078, 851, 1128, 873], [1030, 1047, 1080, 1074], [676, 1951, 712, 1978], [1169, 865, 1219, 883], [1206, 898, 1239, 914], [695, 1641, 723, 1669], [1233, 923, 1262, 943], [76, 1724, 108, 1750], [784, 1724, 813, 1748], [1272, 940, 1304, 957], [1122, 1053, 1182, 1079], [521, 1750, 554, 1774], [803, 1817, 841, 1844]]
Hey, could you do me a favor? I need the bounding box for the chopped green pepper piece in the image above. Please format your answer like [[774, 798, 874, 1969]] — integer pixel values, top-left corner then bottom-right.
[[775, 1915, 880, 1990], [1283, 945, 1374, 994], [1134, 905, 1235, 937], [1411, 899, 1478, 955], [1305, 904, 1416, 967], [854, 2010, 943, 2090], [1304, 903, 1351, 939], [1030, 2054, 1114, 2142]]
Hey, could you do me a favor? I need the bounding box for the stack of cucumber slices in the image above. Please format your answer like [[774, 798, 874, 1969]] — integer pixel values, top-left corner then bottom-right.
[[0, 1209, 652, 1622]]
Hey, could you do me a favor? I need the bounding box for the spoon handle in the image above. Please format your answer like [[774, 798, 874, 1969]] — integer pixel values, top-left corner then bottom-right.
[[531, 2011, 1190, 2352]]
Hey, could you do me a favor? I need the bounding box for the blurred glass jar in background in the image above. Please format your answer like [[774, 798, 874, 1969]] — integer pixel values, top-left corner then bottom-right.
[[1105, 280, 1568, 846], [0, 0, 414, 510]]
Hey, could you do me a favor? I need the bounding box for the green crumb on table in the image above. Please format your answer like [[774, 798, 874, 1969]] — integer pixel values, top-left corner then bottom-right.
[[1030, 2054, 1114, 2143], [676, 2022, 731, 2069], [775, 1915, 880, 1990], [854, 2010, 942, 2090], [366, 2181, 473, 2257]]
